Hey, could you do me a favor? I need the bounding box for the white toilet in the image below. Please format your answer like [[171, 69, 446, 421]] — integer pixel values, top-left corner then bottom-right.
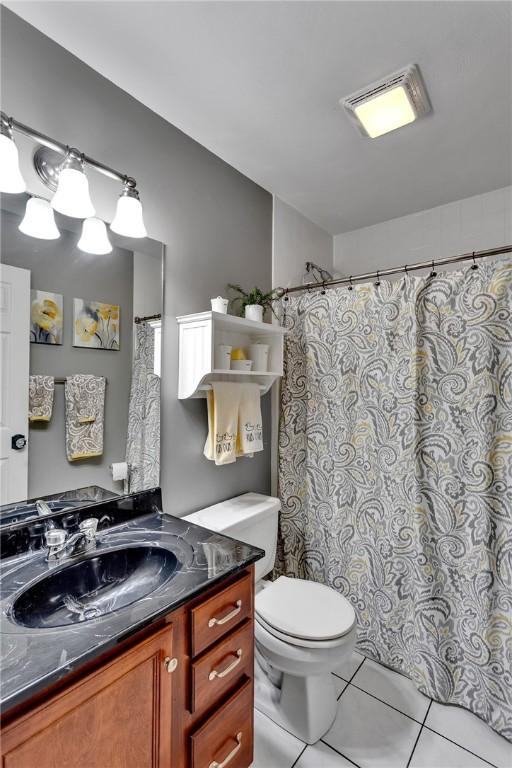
[[185, 493, 357, 744]]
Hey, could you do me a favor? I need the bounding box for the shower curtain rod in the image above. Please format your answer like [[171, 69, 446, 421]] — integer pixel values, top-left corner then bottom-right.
[[275, 244, 512, 297], [134, 313, 162, 324]]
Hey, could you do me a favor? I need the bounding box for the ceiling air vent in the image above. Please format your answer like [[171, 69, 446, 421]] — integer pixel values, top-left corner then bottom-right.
[[341, 64, 431, 138]]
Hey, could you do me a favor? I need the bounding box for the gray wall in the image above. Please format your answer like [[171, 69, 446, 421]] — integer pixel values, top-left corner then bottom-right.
[[1, 208, 133, 498], [273, 196, 333, 288], [1, 8, 272, 516]]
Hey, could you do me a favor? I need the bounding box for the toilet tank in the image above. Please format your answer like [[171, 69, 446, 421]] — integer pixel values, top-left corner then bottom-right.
[[184, 493, 280, 581]]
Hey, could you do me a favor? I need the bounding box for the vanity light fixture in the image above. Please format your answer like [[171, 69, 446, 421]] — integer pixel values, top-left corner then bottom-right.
[[342, 64, 431, 138], [19, 197, 60, 240], [110, 180, 147, 238], [51, 150, 95, 219], [1, 110, 147, 241], [78, 217, 113, 255], [0, 116, 26, 193]]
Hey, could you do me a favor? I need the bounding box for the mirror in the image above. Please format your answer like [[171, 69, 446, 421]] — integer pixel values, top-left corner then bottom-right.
[[0, 193, 163, 526]]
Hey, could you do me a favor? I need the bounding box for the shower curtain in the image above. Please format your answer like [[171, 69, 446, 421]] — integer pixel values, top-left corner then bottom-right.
[[277, 260, 512, 739], [125, 322, 160, 492]]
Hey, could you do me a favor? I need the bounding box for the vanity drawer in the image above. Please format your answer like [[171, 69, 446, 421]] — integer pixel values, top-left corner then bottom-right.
[[191, 619, 253, 714], [191, 572, 253, 656], [190, 678, 253, 768]]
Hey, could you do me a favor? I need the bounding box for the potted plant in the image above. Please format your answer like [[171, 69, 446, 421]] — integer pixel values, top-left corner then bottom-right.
[[227, 284, 278, 322]]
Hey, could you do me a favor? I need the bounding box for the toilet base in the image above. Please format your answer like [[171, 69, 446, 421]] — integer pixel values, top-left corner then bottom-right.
[[254, 656, 338, 744]]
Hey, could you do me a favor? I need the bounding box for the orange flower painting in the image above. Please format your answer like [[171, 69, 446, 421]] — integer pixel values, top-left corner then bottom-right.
[[30, 290, 63, 345], [73, 299, 120, 350]]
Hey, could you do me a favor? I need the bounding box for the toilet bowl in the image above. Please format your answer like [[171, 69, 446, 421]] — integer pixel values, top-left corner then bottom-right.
[[184, 493, 357, 744], [253, 576, 356, 743]]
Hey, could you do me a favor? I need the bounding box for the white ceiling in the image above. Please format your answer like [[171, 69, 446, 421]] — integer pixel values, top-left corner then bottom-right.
[[6, 1, 512, 234]]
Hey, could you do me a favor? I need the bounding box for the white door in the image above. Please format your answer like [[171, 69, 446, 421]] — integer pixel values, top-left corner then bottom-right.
[[0, 263, 30, 505]]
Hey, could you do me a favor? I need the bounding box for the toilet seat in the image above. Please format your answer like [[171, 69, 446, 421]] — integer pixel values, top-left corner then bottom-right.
[[255, 576, 356, 649]]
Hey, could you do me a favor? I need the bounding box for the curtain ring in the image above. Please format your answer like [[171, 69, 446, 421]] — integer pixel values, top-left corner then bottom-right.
[[429, 259, 437, 278], [471, 251, 478, 270], [348, 276, 353, 291], [284, 288, 289, 302], [404, 264, 408, 274], [375, 270, 380, 287], [321, 281, 326, 295]]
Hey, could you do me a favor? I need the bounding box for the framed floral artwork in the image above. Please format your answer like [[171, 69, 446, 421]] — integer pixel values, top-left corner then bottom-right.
[[30, 290, 63, 345], [73, 299, 120, 350]]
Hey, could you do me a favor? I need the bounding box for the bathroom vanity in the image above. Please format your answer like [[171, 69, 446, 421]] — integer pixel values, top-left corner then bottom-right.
[[0, 489, 263, 768]]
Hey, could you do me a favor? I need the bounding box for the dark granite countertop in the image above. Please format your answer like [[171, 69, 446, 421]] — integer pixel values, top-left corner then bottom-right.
[[0, 506, 263, 715]]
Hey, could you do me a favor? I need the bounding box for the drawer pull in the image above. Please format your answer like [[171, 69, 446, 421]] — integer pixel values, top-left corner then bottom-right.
[[208, 649, 243, 681], [209, 732, 242, 768], [208, 600, 242, 628]]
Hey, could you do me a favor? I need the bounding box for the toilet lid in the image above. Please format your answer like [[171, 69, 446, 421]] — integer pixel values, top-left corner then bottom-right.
[[255, 576, 356, 642]]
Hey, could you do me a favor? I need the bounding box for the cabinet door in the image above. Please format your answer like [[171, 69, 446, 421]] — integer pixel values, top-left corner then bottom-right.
[[1, 624, 174, 768]]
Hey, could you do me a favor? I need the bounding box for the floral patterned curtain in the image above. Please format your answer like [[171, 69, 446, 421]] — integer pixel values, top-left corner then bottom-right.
[[277, 260, 512, 739], [125, 322, 160, 493]]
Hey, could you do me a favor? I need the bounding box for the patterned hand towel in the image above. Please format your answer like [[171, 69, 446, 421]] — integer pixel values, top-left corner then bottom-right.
[[204, 382, 242, 465], [65, 374, 106, 461], [28, 375, 55, 422], [238, 384, 263, 456]]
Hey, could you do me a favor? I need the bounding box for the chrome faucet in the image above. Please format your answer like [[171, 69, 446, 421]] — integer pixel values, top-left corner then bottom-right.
[[35, 499, 52, 517], [44, 518, 98, 562]]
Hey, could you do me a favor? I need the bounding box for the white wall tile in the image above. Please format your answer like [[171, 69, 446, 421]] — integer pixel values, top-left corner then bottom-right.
[[334, 186, 512, 277]]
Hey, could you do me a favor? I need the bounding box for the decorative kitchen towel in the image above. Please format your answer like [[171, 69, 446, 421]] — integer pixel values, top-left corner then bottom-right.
[[238, 384, 263, 456], [204, 382, 242, 465], [65, 374, 106, 461], [28, 375, 54, 422]]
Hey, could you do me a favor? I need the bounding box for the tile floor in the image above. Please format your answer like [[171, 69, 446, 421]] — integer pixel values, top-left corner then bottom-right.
[[252, 652, 512, 768]]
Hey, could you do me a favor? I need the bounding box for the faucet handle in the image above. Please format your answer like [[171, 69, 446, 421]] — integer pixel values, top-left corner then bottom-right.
[[45, 528, 67, 548], [79, 518, 98, 541]]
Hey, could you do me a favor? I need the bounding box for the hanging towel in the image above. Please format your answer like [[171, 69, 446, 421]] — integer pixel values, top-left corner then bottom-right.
[[204, 382, 242, 465], [28, 375, 54, 422], [238, 384, 263, 456], [65, 374, 106, 461]]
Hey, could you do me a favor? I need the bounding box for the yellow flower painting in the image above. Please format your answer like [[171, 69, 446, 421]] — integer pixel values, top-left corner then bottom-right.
[[30, 290, 63, 345], [73, 298, 120, 350]]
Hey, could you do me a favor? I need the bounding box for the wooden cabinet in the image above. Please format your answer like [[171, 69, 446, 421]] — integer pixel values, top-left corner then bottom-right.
[[1, 625, 174, 768], [1, 567, 255, 768]]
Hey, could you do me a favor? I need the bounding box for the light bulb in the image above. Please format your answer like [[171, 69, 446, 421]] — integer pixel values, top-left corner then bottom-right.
[[51, 153, 95, 218], [19, 197, 60, 240], [78, 217, 112, 255], [110, 185, 147, 238], [0, 133, 26, 193]]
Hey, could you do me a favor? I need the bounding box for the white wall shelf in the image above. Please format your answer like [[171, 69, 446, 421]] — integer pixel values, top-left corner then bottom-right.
[[176, 311, 286, 399]]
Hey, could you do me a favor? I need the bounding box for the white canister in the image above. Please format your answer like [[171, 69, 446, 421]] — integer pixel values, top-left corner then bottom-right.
[[211, 296, 229, 314], [249, 344, 270, 372], [245, 304, 263, 322], [214, 344, 232, 370]]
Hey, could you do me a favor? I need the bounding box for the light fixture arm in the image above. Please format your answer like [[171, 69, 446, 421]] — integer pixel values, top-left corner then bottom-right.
[[0, 111, 138, 187]]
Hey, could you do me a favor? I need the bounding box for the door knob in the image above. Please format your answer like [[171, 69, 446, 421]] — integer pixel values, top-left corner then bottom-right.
[[11, 434, 27, 450]]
